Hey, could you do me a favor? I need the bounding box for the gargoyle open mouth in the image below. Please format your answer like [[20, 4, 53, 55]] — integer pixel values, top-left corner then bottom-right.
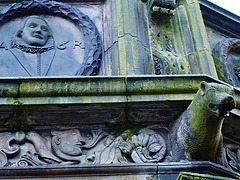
[[209, 102, 235, 117]]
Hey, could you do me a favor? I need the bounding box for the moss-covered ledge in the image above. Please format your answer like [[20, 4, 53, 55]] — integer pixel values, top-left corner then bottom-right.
[[0, 74, 227, 105], [0, 74, 239, 130]]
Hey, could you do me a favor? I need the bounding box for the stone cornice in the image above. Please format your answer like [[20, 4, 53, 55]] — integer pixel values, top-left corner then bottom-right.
[[198, 0, 240, 38], [0, 162, 238, 179]]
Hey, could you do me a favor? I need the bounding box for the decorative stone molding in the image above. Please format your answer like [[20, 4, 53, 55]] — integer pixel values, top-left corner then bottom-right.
[[223, 144, 240, 172]]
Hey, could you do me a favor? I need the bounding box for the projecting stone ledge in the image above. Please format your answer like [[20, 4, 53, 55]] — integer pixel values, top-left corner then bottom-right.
[[0, 74, 229, 104], [0, 75, 222, 126], [0, 162, 238, 179], [0, 74, 239, 129]]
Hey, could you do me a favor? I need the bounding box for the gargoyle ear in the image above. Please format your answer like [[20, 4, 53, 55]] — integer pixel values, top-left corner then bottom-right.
[[199, 81, 208, 96]]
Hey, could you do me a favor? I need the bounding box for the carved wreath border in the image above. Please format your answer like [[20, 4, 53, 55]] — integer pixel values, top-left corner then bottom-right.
[[0, 0, 102, 76]]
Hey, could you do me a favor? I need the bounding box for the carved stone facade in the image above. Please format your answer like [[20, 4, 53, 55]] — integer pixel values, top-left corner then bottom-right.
[[0, 0, 239, 179]]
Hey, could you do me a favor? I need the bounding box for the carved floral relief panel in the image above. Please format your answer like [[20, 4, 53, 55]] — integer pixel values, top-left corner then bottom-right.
[[0, 128, 166, 167]]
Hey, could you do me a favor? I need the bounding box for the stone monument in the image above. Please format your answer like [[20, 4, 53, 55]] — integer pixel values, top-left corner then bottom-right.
[[0, 0, 238, 179]]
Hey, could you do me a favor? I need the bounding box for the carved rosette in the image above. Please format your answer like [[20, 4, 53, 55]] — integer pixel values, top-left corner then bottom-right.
[[0, 0, 102, 75]]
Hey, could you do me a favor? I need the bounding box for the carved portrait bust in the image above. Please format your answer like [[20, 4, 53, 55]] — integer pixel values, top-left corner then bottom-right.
[[0, 0, 102, 77], [0, 16, 85, 77], [17, 16, 52, 47]]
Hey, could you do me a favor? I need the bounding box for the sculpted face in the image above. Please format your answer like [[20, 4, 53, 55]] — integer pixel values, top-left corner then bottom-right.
[[20, 17, 51, 46], [52, 129, 84, 156]]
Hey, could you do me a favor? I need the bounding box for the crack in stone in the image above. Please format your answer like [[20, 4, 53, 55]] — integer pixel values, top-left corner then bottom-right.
[[104, 33, 149, 53]]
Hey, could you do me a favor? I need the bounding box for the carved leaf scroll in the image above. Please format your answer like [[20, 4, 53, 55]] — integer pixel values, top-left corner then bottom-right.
[[223, 144, 240, 172], [0, 128, 166, 167], [88, 128, 167, 164]]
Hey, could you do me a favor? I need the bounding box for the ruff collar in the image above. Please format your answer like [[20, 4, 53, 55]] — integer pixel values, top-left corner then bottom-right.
[[10, 38, 55, 54]]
